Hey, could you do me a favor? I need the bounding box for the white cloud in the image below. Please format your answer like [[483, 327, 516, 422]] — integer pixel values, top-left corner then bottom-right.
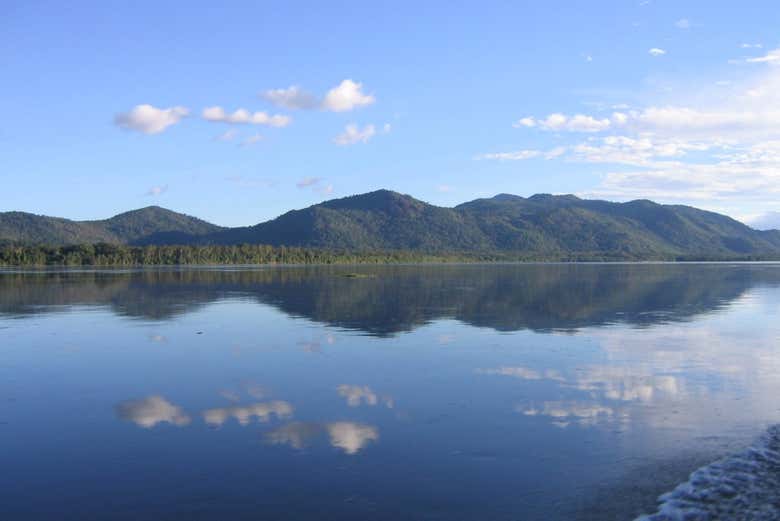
[[512, 117, 537, 128], [261, 85, 319, 110], [741, 43, 763, 49], [475, 150, 541, 161], [746, 48, 780, 64], [321, 79, 375, 112], [649, 48, 667, 56], [115, 395, 191, 428], [145, 185, 168, 197], [516, 113, 611, 132], [202, 106, 291, 127], [333, 123, 376, 145], [114, 104, 188, 134], [261, 79, 375, 113], [675, 19, 690, 29]]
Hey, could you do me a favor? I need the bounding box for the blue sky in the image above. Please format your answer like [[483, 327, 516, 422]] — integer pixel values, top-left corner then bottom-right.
[[3, 1, 780, 227]]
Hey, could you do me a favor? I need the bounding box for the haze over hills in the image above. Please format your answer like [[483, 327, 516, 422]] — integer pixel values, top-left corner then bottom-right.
[[2, 190, 780, 259]]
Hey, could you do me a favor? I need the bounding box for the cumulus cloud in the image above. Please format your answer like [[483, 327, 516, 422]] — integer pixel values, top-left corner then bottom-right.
[[115, 395, 191, 428], [648, 48, 667, 56], [513, 117, 537, 128], [202, 106, 291, 127], [261, 79, 375, 112], [321, 79, 375, 112], [261, 85, 319, 110], [114, 104, 188, 134], [333, 123, 376, 145], [202, 400, 293, 427]]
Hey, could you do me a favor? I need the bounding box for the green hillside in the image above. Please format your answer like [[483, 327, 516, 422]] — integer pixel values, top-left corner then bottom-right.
[[2, 191, 779, 260]]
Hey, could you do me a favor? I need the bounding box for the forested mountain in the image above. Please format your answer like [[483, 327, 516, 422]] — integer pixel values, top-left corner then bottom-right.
[[2, 190, 779, 259], [0, 206, 222, 246]]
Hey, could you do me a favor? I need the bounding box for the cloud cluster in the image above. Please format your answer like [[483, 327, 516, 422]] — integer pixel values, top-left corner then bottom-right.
[[486, 52, 780, 207], [262, 79, 375, 112], [514, 113, 612, 132], [202, 107, 290, 127], [114, 104, 189, 134]]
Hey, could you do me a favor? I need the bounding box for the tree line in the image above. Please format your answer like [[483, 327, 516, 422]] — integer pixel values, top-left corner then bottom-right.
[[0, 243, 501, 266], [1, 243, 776, 267]]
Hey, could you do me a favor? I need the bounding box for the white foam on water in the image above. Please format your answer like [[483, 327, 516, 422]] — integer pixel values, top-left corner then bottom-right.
[[636, 425, 780, 521]]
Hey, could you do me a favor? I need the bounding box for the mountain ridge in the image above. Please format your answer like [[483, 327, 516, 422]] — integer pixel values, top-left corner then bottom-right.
[[2, 190, 779, 259]]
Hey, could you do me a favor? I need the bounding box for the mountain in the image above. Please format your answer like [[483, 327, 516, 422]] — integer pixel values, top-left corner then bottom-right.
[[206, 190, 780, 258], [2, 191, 779, 259], [0, 206, 223, 246]]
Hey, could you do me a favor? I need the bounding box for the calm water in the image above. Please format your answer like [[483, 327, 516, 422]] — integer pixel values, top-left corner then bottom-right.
[[2, 264, 780, 520]]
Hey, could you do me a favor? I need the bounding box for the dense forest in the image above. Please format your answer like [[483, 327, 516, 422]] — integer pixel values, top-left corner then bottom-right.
[[0, 242, 777, 267]]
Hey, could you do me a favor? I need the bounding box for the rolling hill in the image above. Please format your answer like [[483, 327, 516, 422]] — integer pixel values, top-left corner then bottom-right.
[[0, 206, 223, 246], [2, 190, 779, 259]]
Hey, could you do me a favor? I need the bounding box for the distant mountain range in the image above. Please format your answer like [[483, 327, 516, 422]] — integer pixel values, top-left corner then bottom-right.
[[3, 190, 780, 258]]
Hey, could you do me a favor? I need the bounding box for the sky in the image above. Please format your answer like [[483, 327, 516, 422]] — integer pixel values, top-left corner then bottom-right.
[[2, 1, 780, 228]]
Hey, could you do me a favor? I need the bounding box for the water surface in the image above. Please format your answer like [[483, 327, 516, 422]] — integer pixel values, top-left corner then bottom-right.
[[2, 264, 780, 520]]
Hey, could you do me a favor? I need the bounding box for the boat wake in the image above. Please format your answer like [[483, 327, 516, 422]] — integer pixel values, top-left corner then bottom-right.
[[636, 425, 780, 520]]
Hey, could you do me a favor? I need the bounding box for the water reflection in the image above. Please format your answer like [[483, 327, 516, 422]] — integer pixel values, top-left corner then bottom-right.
[[115, 395, 191, 428], [4, 264, 780, 520], [337, 385, 394, 408], [3, 264, 779, 334], [265, 421, 380, 455], [202, 401, 293, 427]]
